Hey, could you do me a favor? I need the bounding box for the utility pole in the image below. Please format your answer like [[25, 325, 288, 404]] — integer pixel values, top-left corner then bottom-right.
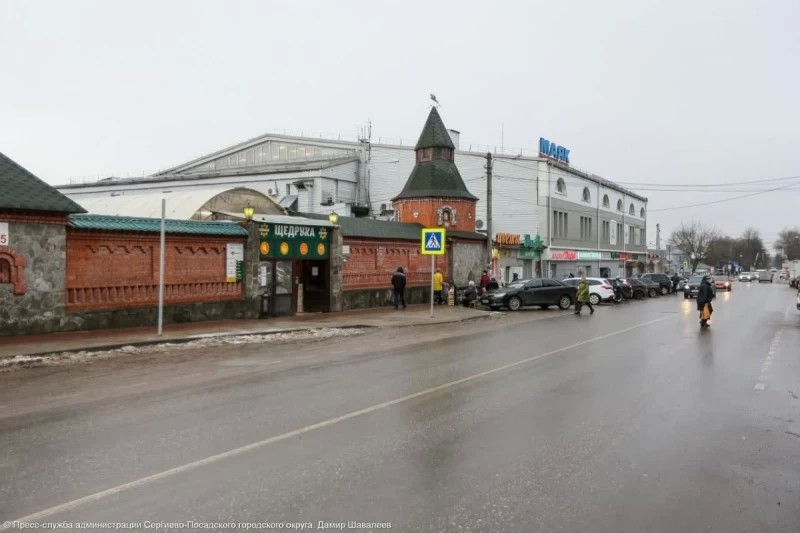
[[655, 223, 661, 252], [485, 152, 493, 272]]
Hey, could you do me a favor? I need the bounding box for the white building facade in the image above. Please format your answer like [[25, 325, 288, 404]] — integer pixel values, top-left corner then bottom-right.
[[57, 126, 647, 283]]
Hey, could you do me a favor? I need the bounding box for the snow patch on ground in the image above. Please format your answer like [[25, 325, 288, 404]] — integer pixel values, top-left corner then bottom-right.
[[0, 328, 364, 371]]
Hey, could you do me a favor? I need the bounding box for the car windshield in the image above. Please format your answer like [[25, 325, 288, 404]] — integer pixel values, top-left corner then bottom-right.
[[689, 276, 704, 283]]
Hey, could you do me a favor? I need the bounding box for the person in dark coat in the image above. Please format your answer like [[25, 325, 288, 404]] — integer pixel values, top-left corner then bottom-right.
[[391, 266, 407, 310], [696, 275, 714, 327], [479, 270, 491, 293], [671, 273, 680, 294], [461, 280, 478, 307]]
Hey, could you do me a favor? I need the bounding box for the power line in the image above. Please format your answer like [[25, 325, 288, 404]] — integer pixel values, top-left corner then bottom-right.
[[649, 182, 799, 212]]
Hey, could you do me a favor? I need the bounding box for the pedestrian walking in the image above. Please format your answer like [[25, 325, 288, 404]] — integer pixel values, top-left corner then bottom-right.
[[671, 272, 680, 294], [574, 275, 594, 315], [697, 275, 715, 328], [433, 268, 444, 304], [391, 266, 407, 310]]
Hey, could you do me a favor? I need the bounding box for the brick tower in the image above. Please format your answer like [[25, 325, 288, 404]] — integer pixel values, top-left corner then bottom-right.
[[392, 107, 478, 230]]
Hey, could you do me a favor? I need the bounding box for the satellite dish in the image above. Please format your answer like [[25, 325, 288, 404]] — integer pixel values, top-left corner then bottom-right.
[[475, 219, 484, 229]]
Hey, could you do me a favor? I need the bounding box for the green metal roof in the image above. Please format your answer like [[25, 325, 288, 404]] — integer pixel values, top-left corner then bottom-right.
[[414, 107, 455, 150], [68, 214, 248, 236], [392, 159, 478, 201], [296, 212, 424, 240], [0, 152, 87, 214]]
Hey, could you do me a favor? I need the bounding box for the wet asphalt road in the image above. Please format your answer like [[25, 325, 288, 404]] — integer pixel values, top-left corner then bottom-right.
[[2, 282, 800, 532]]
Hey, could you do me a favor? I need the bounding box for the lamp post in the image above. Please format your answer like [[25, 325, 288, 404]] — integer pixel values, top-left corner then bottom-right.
[[328, 211, 339, 224], [243, 205, 255, 221], [690, 253, 696, 275]]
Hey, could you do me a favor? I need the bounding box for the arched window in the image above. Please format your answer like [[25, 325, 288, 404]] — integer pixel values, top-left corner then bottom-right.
[[582, 187, 591, 202], [602, 194, 610, 208], [629, 203, 635, 215], [616, 199, 623, 212], [556, 178, 566, 194], [0, 258, 10, 283], [640, 207, 645, 218]]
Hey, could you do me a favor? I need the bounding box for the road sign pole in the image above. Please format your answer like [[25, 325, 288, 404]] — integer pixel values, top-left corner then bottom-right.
[[430, 255, 435, 318]]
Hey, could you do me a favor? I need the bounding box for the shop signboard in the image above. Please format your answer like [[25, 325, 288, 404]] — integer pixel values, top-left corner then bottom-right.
[[226, 243, 244, 282], [259, 223, 330, 260], [551, 250, 577, 261], [577, 251, 602, 260], [539, 137, 570, 165]]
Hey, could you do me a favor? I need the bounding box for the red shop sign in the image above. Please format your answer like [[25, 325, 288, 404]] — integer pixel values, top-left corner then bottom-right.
[[551, 251, 577, 261]]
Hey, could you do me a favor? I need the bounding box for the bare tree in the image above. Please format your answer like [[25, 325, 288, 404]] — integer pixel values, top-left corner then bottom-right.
[[774, 227, 800, 261], [668, 221, 718, 274]]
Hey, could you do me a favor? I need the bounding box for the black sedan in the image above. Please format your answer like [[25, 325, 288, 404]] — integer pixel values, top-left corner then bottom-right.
[[683, 276, 716, 298], [481, 278, 576, 311], [623, 278, 650, 299]]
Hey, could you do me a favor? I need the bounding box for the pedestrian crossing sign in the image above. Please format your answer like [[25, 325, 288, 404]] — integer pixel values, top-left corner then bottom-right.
[[421, 228, 446, 255]]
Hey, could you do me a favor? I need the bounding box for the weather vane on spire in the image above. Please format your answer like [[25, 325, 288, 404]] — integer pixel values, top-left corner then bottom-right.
[[430, 94, 440, 108]]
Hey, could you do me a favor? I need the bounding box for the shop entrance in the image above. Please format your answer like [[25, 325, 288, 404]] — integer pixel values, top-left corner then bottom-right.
[[259, 259, 330, 317]]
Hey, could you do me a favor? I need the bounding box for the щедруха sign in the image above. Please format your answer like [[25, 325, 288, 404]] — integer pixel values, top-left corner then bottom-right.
[[259, 223, 330, 259]]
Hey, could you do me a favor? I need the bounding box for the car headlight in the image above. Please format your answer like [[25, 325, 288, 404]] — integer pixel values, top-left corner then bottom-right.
[[491, 292, 506, 298]]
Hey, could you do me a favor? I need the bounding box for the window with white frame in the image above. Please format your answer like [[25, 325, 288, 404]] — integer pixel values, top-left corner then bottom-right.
[[602, 194, 610, 208], [582, 187, 591, 203], [556, 178, 566, 195]]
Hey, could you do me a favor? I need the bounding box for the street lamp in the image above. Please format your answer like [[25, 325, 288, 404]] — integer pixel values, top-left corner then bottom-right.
[[243, 205, 255, 221], [328, 211, 339, 224]]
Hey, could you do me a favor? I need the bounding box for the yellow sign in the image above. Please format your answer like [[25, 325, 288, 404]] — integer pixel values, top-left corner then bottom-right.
[[421, 228, 446, 256]]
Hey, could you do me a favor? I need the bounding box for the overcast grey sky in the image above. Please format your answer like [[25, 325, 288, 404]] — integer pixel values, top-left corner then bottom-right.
[[1, 0, 798, 248]]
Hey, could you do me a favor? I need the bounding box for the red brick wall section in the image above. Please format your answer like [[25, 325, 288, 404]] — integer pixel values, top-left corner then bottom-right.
[[343, 237, 448, 290], [392, 198, 476, 232], [66, 230, 245, 310]]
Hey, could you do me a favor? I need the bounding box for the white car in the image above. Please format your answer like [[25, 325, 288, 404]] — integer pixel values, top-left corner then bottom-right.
[[739, 272, 752, 282], [562, 277, 616, 305]]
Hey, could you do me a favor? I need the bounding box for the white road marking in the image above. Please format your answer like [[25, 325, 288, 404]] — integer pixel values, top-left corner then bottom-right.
[[755, 329, 784, 392], [0, 314, 678, 527]]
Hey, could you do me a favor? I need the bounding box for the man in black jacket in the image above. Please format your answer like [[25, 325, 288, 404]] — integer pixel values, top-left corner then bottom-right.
[[391, 267, 407, 310]]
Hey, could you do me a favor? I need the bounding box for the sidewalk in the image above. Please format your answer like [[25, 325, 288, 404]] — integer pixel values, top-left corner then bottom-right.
[[0, 304, 495, 358]]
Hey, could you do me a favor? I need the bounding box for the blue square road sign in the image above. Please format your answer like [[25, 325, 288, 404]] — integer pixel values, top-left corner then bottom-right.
[[421, 228, 446, 255]]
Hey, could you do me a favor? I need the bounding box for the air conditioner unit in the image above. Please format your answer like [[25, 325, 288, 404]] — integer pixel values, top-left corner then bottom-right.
[[475, 219, 484, 229], [321, 195, 334, 206]]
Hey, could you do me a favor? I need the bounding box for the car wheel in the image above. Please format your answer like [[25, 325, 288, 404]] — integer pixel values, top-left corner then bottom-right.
[[589, 293, 601, 305], [539, 304, 549, 310], [649, 288, 657, 297], [507, 296, 522, 311], [660, 286, 669, 295], [558, 295, 572, 310]]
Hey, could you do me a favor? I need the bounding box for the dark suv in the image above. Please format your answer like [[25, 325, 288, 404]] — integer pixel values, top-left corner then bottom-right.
[[639, 273, 672, 295]]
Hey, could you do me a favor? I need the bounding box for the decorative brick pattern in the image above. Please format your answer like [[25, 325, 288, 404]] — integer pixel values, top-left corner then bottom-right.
[[66, 230, 245, 311], [393, 198, 477, 232], [342, 237, 448, 290]]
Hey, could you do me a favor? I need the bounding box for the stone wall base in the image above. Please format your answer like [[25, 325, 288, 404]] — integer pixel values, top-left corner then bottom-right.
[[0, 299, 260, 338], [341, 286, 432, 310]]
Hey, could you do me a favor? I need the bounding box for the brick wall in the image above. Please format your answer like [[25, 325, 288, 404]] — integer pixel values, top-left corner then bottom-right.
[[343, 237, 449, 290], [66, 230, 245, 311]]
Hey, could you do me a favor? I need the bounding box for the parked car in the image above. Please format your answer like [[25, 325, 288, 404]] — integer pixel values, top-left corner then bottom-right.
[[481, 278, 576, 311], [623, 278, 651, 299], [605, 278, 634, 300], [714, 278, 732, 292], [739, 272, 753, 282], [639, 273, 673, 295], [562, 277, 615, 305], [756, 270, 773, 283], [633, 276, 661, 297], [751, 271, 761, 282]]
